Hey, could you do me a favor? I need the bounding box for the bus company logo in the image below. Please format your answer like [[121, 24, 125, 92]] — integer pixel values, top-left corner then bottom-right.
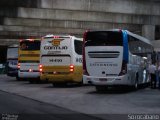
[[48, 39, 64, 45], [90, 63, 118, 67], [52, 40, 61, 46], [44, 46, 68, 50]]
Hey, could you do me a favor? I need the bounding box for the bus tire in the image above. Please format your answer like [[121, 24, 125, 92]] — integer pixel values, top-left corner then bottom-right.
[[95, 86, 107, 92], [35, 78, 41, 84], [29, 79, 34, 84], [134, 74, 139, 90], [78, 80, 83, 86], [53, 83, 67, 87], [16, 76, 20, 81]]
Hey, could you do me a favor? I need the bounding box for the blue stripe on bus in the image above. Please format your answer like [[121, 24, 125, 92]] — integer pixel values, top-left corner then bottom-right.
[[122, 30, 129, 63]]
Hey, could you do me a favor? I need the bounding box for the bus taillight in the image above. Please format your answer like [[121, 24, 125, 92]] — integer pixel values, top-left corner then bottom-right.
[[53, 36, 59, 39], [18, 63, 20, 69], [39, 64, 42, 68], [29, 69, 32, 72], [83, 31, 89, 75], [39, 69, 43, 72], [39, 64, 43, 72], [70, 65, 74, 72], [119, 60, 127, 76]]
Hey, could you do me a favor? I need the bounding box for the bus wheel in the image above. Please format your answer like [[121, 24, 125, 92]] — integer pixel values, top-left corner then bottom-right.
[[78, 81, 83, 86], [134, 81, 138, 90], [134, 74, 139, 90], [53, 83, 67, 87], [29, 79, 34, 84], [95, 86, 107, 92], [35, 78, 41, 84], [16, 76, 20, 81]]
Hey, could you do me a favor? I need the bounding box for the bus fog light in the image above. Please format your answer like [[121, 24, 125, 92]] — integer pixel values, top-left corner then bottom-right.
[[53, 71, 57, 74]]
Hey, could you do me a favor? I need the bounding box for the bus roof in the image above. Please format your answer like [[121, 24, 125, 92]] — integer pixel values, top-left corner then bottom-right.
[[43, 34, 82, 41], [43, 34, 71, 38], [85, 29, 153, 46], [125, 30, 153, 46], [8, 44, 18, 48], [20, 39, 41, 42]]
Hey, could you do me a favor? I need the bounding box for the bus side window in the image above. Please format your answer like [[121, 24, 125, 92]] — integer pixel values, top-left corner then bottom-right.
[[74, 40, 82, 55]]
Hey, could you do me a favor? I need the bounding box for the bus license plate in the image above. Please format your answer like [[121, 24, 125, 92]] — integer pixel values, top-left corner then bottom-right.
[[99, 78, 107, 81]]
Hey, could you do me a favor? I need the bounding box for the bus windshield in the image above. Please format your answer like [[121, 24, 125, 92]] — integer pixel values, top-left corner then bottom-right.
[[20, 41, 40, 50], [7, 47, 18, 59], [85, 31, 123, 46]]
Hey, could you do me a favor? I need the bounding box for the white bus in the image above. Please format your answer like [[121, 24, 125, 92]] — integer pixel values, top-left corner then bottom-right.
[[18, 39, 41, 82], [40, 35, 83, 86], [6, 44, 18, 79], [83, 29, 153, 91]]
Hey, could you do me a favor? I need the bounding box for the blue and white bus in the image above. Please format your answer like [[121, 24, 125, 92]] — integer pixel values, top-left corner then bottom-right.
[[82, 29, 153, 91], [6, 44, 18, 79]]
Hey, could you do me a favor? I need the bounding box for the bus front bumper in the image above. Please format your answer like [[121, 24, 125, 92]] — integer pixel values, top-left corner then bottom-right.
[[7, 67, 18, 77], [40, 74, 81, 83], [83, 75, 131, 86], [7, 71, 18, 77], [18, 71, 40, 79]]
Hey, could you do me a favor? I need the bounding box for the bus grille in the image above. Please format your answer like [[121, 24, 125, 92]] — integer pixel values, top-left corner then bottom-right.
[[20, 70, 39, 72], [88, 51, 120, 58]]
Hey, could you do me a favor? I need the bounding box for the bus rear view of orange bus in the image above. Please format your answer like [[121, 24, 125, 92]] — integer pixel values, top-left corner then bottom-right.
[[18, 39, 41, 82]]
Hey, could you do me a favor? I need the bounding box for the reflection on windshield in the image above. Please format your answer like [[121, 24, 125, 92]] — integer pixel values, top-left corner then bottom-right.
[[20, 41, 40, 50]]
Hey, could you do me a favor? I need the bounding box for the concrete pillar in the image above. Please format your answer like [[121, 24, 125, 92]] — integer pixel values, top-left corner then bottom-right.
[[142, 25, 155, 40]]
